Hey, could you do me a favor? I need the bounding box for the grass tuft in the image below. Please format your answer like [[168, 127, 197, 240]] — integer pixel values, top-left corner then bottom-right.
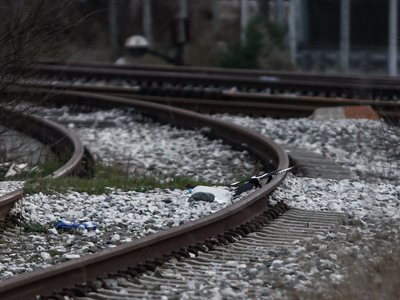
[[21, 221, 49, 233], [24, 163, 215, 195]]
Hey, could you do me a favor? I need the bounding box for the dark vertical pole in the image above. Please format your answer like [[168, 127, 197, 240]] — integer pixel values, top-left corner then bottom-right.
[[109, 0, 119, 56], [340, 0, 350, 73], [389, 0, 398, 76], [241, 0, 248, 47], [143, 0, 152, 46], [288, 0, 297, 66], [175, 0, 187, 65]]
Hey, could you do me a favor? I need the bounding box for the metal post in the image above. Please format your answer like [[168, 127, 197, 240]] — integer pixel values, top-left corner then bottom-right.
[[143, 0, 152, 46], [340, 0, 350, 73], [288, 0, 297, 66], [109, 0, 118, 55], [178, 0, 187, 18], [175, 0, 188, 66], [389, 0, 398, 76], [241, 0, 248, 46]]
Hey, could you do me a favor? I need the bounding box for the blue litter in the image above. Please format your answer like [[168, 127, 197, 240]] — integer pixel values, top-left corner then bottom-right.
[[55, 220, 79, 230], [78, 221, 97, 231], [55, 220, 97, 231]]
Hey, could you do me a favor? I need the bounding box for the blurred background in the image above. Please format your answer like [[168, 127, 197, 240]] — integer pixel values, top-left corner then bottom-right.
[[1, 0, 399, 75]]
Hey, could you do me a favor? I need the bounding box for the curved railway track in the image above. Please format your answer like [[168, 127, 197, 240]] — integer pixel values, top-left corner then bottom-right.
[[0, 106, 94, 221], [0, 90, 292, 299], [58, 208, 346, 299], [1, 62, 382, 298], [21, 62, 400, 122]]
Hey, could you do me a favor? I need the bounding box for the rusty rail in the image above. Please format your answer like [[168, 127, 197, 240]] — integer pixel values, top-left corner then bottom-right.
[[38, 59, 400, 87], [0, 189, 23, 222], [25, 64, 400, 100], [17, 80, 400, 121], [20, 63, 400, 123], [0, 91, 289, 300], [0, 106, 93, 221]]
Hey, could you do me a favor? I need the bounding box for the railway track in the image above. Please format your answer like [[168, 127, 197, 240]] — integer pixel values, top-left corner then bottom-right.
[[0, 106, 94, 222], [20, 63, 400, 121], [1, 63, 385, 299], [38, 59, 400, 89], [55, 209, 346, 300], [0, 90, 293, 299]]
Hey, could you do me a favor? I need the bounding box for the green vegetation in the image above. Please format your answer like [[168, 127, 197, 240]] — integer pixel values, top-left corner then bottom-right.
[[23, 163, 215, 195], [0, 222, 6, 232], [48, 249, 64, 257], [218, 17, 265, 69], [218, 16, 294, 70], [21, 220, 49, 233]]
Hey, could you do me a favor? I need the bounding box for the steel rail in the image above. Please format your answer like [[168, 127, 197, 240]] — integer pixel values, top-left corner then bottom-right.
[[15, 81, 400, 121], [27, 65, 400, 100], [0, 189, 23, 222], [0, 106, 93, 221], [0, 107, 90, 178], [0, 91, 289, 300], [38, 60, 400, 86]]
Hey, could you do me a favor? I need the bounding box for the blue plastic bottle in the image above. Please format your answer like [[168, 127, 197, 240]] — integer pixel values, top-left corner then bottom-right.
[[55, 220, 79, 230], [78, 221, 97, 231]]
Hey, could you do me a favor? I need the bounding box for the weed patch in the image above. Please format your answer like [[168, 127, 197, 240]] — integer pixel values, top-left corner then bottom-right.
[[24, 163, 215, 195], [21, 221, 49, 233], [48, 249, 64, 257]]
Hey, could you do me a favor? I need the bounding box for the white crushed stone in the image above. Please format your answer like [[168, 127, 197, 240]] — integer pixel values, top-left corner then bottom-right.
[[0, 181, 24, 197], [1, 109, 400, 300], [58, 108, 258, 184], [219, 115, 400, 183]]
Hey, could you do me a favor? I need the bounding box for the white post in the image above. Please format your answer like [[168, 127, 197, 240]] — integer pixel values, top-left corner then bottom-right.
[[340, 0, 350, 73], [241, 0, 248, 46], [288, 0, 297, 66], [389, 0, 398, 76], [143, 0, 152, 46]]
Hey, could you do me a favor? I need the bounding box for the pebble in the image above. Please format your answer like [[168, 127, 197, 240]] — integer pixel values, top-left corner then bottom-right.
[[0, 181, 24, 197], [54, 108, 259, 185], [189, 192, 215, 202], [219, 115, 400, 184], [40, 252, 51, 262], [2, 109, 400, 300]]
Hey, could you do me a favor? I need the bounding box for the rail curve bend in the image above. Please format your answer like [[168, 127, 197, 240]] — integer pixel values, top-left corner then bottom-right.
[[0, 105, 94, 221], [0, 91, 289, 299]]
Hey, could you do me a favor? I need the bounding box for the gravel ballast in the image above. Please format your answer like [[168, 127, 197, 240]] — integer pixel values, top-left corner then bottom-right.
[[1, 108, 400, 299], [0, 182, 24, 197]]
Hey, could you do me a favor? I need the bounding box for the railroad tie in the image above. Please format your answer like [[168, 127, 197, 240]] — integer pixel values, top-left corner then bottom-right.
[[279, 144, 353, 180], [73, 208, 346, 299]]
